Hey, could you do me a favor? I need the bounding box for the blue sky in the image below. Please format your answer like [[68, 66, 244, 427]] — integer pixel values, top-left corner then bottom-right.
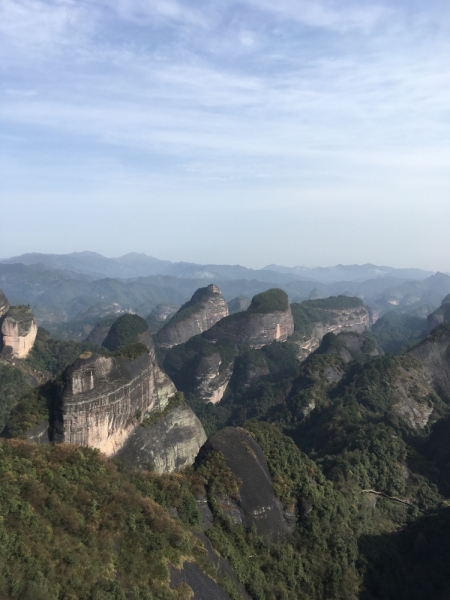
[[1, 0, 449, 269]]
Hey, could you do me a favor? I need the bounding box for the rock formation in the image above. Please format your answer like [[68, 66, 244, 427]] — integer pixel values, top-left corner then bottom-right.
[[157, 284, 228, 348], [427, 295, 450, 333], [116, 401, 207, 472], [53, 337, 207, 470], [227, 295, 251, 315], [203, 289, 294, 349], [409, 325, 450, 403], [315, 331, 380, 363], [291, 297, 372, 360], [0, 289, 10, 318], [0, 305, 38, 359], [193, 352, 234, 404], [196, 427, 294, 540]]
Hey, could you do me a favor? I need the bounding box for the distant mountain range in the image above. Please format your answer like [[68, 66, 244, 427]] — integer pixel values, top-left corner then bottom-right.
[[1, 252, 435, 284]]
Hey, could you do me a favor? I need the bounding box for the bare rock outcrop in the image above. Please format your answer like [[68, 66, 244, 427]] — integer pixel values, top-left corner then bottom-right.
[[291, 297, 372, 360], [196, 427, 294, 541], [0, 305, 38, 359], [54, 343, 176, 455], [0, 289, 10, 318], [157, 284, 228, 348], [115, 401, 207, 472], [408, 325, 450, 403], [193, 353, 234, 404], [203, 289, 294, 349], [427, 295, 450, 333]]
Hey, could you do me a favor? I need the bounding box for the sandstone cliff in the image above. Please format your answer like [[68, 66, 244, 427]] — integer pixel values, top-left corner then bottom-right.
[[290, 296, 373, 360], [193, 352, 234, 404], [157, 284, 228, 348], [116, 401, 207, 472], [0, 289, 10, 318], [0, 305, 38, 359], [53, 342, 176, 456], [409, 325, 450, 403], [196, 427, 294, 540], [227, 295, 251, 314], [203, 289, 294, 349]]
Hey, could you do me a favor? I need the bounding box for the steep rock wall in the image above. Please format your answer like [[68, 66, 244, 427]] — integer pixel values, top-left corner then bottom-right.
[[193, 353, 234, 404], [203, 307, 294, 349], [196, 427, 294, 541], [157, 284, 228, 348], [1, 306, 38, 359], [409, 326, 450, 402], [0, 289, 10, 318], [427, 296, 450, 333], [53, 346, 177, 457], [294, 306, 372, 359], [115, 403, 207, 472]]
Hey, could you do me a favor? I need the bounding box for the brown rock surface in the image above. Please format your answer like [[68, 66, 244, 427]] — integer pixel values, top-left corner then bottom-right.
[[53, 343, 177, 457], [0, 305, 38, 359], [203, 289, 294, 349], [157, 284, 228, 348]]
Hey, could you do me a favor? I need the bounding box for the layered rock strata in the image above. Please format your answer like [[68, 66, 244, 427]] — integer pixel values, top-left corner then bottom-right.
[[203, 290, 294, 349], [53, 345, 177, 457], [294, 306, 372, 359], [0, 305, 38, 359], [157, 284, 228, 348]]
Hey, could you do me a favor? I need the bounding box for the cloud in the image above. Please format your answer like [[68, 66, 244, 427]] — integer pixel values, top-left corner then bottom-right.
[[114, 0, 210, 27]]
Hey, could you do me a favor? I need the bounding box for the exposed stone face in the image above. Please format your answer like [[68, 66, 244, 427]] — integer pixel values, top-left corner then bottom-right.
[[0, 306, 38, 359], [0, 289, 10, 318], [427, 296, 450, 333], [115, 403, 207, 472], [409, 326, 450, 403], [294, 306, 372, 360], [227, 295, 251, 315], [316, 331, 380, 364], [203, 306, 294, 349], [196, 427, 294, 541], [193, 352, 234, 404], [157, 284, 228, 348], [53, 343, 177, 457]]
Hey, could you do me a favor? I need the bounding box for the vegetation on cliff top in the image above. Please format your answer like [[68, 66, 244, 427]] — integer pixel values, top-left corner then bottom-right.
[[102, 313, 149, 351], [290, 295, 364, 339], [160, 285, 222, 329]]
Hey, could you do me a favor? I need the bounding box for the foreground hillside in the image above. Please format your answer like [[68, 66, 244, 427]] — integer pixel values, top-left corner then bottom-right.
[[2, 283, 450, 599]]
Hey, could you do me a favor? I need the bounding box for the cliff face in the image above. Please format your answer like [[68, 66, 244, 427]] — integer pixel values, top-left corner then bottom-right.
[[294, 305, 372, 360], [427, 296, 450, 333], [409, 325, 450, 402], [0, 306, 38, 359], [0, 289, 10, 318], [196, 427, 294, 541], [115, 403, 207, 472], [193, 353, 234, 404], [53, 344, 177, 458], [157, 284, 228, 348], [203, 289, 294, 349]]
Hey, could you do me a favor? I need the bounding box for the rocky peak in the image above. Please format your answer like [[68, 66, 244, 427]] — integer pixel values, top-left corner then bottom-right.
[[157, 284, 228, 348], [0, 304, 38, 359], [203, 288, 294, 349]]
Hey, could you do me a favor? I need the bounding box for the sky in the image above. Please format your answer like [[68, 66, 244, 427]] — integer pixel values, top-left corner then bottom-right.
[[1, 0, 449, 270]]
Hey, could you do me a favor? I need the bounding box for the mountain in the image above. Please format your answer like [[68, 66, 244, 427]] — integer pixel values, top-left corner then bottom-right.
[[263, 262, 433, 283]]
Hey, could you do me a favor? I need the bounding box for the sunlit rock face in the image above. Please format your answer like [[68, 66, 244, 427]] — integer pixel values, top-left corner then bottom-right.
[[0, 305, 38, 359], [157, 284, 228, 348], [53, 346, 176, 458], [295, 306, 372, 360], [203, 307, 295, 349], [0, 289, 10, 318]]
